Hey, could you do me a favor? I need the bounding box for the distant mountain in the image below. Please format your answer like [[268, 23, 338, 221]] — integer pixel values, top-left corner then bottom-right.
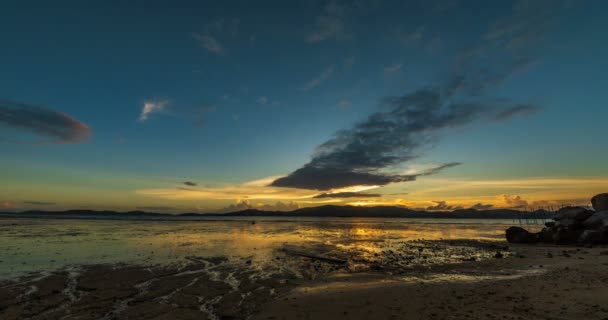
[[0, 205, 553, 220]]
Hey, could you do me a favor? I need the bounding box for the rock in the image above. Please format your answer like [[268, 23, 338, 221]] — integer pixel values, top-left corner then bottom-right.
[[552, 227, 580, 245], [582, 211, 608, 229], [544, 221, 555, 228], [591, 193, 608, 211], [506, 227, 539, 244], [555, 218, 579, 228], [554, 206, 592, 222], [538, 227, 554, 243], [578, 229, 608, 245]]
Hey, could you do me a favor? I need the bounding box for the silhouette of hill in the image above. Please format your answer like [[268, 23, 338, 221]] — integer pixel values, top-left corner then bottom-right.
[[0, 205, 552, 220]]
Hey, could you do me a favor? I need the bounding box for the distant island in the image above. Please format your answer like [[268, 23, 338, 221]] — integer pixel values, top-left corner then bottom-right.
[[0, 205, 552, 220]]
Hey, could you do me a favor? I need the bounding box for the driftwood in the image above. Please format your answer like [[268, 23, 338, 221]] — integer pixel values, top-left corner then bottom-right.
[[281, 247, 347, 264]]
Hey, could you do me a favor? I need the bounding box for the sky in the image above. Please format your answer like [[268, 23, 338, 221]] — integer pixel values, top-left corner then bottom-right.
[[1, 0, 607, 213]]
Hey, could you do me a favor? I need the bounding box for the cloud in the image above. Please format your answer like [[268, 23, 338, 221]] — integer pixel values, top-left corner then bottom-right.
[[307, 0, 348, 43], [137, 176, 317, 201], [396, 26, 425, 45], [383, 63, 403, 76], [426, 201, 463, 211], [271, 2, 556, 192], [493, 104, 538, 120], [337, 99, 352, 109], [23, 201, 55, 206], [300, 65, 334, 91], [271, 86, 533, 190], [193, 34, 224, 55], [183, 181, 197, 186], [218, 200, 299, 213], [138, 100, 169, 122], [470, 203, 494, 210], [2, 201, 15, 209], [313, 192, 381, 199], [502, 194, 529, 209], [257, 96, 268, 105], [0, 101, 90, 143], [192, 18, 239, 55]]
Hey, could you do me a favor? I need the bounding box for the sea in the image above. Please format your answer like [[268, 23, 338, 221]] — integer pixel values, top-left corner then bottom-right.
[[0, 216, 544, 280]]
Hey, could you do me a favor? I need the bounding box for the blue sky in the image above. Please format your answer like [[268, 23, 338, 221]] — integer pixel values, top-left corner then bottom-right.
[[1, 0, 607, 212]]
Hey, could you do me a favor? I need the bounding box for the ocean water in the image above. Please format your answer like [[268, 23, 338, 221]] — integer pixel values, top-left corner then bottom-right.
[[0, 217, 543, 280]]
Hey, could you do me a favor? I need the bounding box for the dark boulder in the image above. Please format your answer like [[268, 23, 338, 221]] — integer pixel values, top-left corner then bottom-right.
[[591, 193, 608, 212], [506, 227, 539, 244], [554, 206, 592, 222], [538, 227, 554, 243], [582, 211, 608, 230], [578, 229, 608, 245], [552, 226, 580, 245], [555, 218, 579, 228], [544, 221, 555, 228]]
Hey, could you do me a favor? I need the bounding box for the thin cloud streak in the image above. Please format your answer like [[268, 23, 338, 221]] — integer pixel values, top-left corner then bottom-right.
[[300, 65, 335, 91]]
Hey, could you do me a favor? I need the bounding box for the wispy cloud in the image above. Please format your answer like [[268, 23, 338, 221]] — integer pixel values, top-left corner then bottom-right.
[[193, 34, 224, 55], [138, 99, 169, 122], [193, 17, 239, 55], [257, 96, 268, 105], [23, 201, 55, 206], [0, 101, 90, 143], [307, 0, 348, 43], [183, 181, 197, 186], [396, 26, 425, 45], [300, 65, 334, 91], [337, 99, 352, 109], [383, 62, 403, 76], [426, 200, 463, 211], [137, 176, 317, 201], [313, 192, 381, 199]]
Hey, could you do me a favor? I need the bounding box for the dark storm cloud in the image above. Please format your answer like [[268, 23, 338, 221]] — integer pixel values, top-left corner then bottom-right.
[[0, 101, 90, 143], [183, 181, 198, 186], [272, 1, 558, 191], [313, 192, 381, 199], [270, 88, 534, 190], [23, 201, 55, 206]]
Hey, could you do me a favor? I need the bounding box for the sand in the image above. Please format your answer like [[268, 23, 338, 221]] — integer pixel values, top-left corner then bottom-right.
[[255, 245, 608, 320], [1, 242, 607, 319]]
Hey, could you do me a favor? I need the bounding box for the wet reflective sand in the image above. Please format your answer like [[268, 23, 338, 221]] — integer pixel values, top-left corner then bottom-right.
[[1, 218, 551, 319], [0, 218, 527, 279]]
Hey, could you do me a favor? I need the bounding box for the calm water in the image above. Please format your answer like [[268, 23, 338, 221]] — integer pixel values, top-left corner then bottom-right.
[[0, 217, 541, 280]]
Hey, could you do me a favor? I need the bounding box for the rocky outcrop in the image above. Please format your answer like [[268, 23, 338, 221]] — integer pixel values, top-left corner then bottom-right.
[[591, 193, 608, 211], [506, 193, 608, 246], [506, 227, 540, 244]]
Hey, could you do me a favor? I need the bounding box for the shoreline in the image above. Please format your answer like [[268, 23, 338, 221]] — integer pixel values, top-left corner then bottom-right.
[[2, 241, 607, 319]]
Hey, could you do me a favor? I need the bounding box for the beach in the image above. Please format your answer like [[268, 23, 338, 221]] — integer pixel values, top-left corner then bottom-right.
[[1, 218, 606, 319]]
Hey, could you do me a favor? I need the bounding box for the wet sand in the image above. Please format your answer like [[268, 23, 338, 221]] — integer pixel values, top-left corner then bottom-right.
[[1, 219, 606, 319], [2, 242, 608, 319], [255, 245, 608, 320]]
